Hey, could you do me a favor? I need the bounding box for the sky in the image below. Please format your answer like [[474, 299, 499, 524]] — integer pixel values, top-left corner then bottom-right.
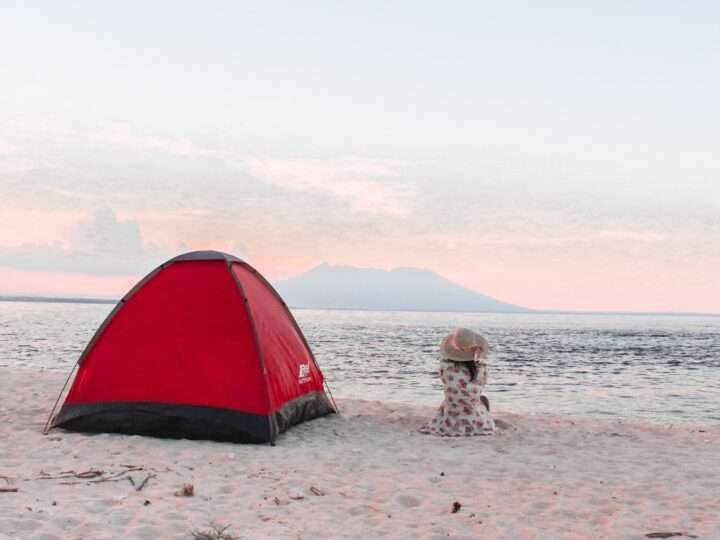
[[1, 1, 719, 313]]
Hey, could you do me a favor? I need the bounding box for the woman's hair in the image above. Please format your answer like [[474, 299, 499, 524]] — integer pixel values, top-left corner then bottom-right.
[[448, 360, 480, 381]]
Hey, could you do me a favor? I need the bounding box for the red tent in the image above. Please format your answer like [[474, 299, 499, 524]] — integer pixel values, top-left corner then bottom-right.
[[49, 251, 335, 443]]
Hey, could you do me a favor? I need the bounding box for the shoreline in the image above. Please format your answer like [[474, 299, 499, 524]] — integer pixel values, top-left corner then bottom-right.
[[2, 369, 719, 539], [13, 364, 720, 430]]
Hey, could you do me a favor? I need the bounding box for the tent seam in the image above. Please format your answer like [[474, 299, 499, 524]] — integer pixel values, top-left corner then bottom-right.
[[227, 261, 278, 443]]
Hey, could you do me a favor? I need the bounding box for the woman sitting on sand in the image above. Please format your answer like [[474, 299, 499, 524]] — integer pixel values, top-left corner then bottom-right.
[[419, 328, 495, 436]]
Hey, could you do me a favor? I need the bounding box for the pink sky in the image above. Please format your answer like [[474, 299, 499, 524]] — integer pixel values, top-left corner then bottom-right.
[[1, 206, 717, 313], [0, 268, 136, 299], [2, 258, 717, 313]]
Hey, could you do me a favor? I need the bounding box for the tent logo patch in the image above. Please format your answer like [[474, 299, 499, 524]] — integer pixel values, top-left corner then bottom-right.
[[298, 363, 311, 384]]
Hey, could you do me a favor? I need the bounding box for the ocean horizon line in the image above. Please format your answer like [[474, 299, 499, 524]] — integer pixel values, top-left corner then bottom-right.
[[1, 294, 718, 318]]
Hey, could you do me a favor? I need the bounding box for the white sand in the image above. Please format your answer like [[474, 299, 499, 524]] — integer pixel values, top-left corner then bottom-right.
[[1, 369, 718, 540]]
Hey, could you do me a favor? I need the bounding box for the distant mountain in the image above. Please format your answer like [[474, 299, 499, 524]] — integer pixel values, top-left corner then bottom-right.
[[273, 263, 528, 313]]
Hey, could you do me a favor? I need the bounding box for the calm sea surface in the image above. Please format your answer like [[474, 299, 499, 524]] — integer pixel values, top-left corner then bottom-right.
[[1, 301, 719, 425]]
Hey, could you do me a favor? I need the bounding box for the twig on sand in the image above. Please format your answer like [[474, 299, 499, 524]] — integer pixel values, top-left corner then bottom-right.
[[89, 468, 144, 484], [135, 473, 155, 492], [35, 469, 104, 480], [111, 467, 144, 475], [645, 533, 697, 539], [89, 477, 128, 484], [0, 487, 19, 493], [76, 470, 104, 479], [309, 486, 325, 496], [29, 467, 151, 487]]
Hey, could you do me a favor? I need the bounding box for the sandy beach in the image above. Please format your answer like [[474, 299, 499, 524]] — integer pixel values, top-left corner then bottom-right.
[[1, 369, 718, 540]]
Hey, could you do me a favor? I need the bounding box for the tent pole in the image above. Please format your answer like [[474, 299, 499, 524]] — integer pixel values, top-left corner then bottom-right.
[[227, 261, 278, 445], [42, 362, 78, 435]]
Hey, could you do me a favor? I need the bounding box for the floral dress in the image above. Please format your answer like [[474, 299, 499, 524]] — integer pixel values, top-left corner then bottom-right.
[[419, 359, 495, 436]]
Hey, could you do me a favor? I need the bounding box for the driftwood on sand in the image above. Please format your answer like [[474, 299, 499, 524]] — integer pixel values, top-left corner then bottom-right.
[[27, 466, 150, 486]]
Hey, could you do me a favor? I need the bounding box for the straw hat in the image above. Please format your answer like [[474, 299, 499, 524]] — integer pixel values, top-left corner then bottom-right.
[[439, 328, 489, 362]]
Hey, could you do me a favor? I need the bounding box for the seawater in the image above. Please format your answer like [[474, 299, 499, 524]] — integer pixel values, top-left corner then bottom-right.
[[1, 301, 718, 425]]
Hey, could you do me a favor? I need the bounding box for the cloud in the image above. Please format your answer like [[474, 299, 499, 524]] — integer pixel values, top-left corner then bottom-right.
[[243, 158, 413, 217], [68, 208, 145, 256], [38, 185, 123, 202], [0, 209, 253, 276], [94, 123, 208, 156], [0, 209, 172, 275], [4, 120, 417, 219], [4, 120, 208, 157], [0, 158, 36, 176], [81, 126, 413, 218], [0, 140, 34, 175], [0, 141, 21, 155]]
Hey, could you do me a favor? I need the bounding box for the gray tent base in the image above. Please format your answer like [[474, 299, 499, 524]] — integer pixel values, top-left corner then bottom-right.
[[52, 392, 335, 444]]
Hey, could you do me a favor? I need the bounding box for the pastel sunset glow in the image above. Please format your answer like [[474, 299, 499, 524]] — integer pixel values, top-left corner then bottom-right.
[[1, 2, 718, 313]]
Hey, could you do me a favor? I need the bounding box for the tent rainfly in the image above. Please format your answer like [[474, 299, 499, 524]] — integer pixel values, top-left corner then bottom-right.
[[47, 250, 336, 443]]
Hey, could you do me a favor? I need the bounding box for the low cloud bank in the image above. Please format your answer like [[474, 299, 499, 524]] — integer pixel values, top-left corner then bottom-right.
[[0, 209, 175, 276]]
